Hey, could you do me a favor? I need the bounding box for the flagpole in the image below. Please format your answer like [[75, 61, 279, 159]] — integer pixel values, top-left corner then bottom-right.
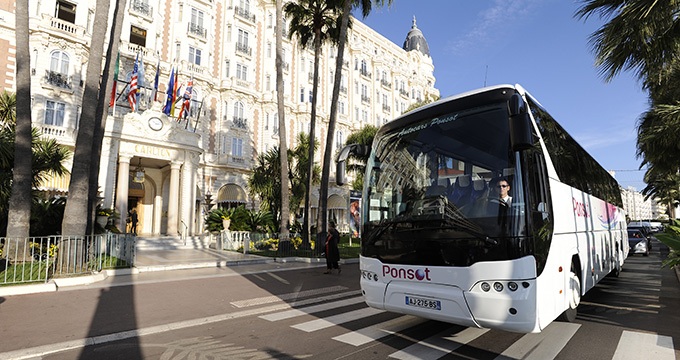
[[193, 98, 204, 132]]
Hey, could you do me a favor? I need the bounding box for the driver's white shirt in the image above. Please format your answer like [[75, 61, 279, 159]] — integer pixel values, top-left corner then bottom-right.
[[502, 196, 512, 206]]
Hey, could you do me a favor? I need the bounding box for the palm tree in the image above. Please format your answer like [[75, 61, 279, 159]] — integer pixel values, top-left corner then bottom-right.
[[284, 0, 342, 244], [641, 168, 680, 219], [0, 124, 71, 237], [0, 91, 16, 128], [5, 0, 33, 260], [86, 0, 127, 235], [575, 0, 680, 84], [318, 0, 390, 236], [61, 0, 111, 236], [290, 132, 321, 215], [276, 0, 291, 242]]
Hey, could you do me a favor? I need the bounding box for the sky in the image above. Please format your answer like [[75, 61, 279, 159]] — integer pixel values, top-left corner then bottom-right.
[[356, 0, 649, 191]]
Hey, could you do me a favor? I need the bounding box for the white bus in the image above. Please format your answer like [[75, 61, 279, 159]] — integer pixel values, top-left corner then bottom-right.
[[336, 84, 627, 333]]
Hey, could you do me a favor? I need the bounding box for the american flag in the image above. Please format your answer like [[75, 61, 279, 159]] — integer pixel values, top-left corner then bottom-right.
[[178, 75, 193, 119], [128, 53, 139, 111]]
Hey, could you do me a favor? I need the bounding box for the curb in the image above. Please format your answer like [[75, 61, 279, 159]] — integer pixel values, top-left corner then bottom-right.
[[0, 257, 360, 298]]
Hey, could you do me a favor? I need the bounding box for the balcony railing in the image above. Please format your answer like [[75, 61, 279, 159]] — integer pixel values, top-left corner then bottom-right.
[[44, 14, 86, 38], [360, 69, 371, 78], [130, 0, 153, 17], [44, 70, 72, 89], [236, 42, 252, 56], [383, 104, 391, 112], [234, 6, 256, 23], [308, 72, 314, 83], [399, 88, 409, 97], [340, 86, 347, 94], [361, 95, 371, 103], [381, 79, 391, 88], [188, 23, 207, 38], [232, 117, 248, 129]]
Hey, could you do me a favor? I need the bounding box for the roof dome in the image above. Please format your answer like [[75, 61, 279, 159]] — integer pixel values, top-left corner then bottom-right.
[[402, 16, 430, 57]]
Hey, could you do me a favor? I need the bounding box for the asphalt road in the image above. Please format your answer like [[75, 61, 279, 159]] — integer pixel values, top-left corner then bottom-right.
[[0, 238, 678, 360]]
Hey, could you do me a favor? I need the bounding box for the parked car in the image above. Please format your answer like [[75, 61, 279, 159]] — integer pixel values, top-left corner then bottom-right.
[[628, 221, 653, 234], [649, 221, 664, 233], [628, 229, 649, 256]]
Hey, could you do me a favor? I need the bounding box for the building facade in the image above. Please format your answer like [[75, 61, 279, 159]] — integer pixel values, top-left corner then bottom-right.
[[620, 186, 667, 221], [0, 0, 439, 235]]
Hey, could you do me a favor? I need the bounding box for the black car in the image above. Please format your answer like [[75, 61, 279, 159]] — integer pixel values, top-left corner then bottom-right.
[[628, 225, 652, 250], [628, 229, 649, 256]]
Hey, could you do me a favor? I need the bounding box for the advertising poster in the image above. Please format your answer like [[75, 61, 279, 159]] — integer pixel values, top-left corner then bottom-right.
[[349, 190, 362, 238]]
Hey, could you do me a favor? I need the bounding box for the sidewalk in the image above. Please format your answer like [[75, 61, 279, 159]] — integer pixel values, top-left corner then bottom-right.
[[0, 247, 353, 297]]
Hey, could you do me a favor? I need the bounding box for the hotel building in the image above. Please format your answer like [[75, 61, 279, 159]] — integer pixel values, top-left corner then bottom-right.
[[0, 0, 439, 236]]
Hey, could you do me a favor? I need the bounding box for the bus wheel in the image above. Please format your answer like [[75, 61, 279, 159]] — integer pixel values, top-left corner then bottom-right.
[[559, 269, 581, 322]]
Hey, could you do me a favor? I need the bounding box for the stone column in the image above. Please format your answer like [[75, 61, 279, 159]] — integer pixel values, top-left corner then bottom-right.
[[167, 162, 181, 236], [115, 155, 132, 232]]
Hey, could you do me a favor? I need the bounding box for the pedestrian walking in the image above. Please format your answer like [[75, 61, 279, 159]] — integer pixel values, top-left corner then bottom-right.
[[130, 209, 138, 235], [324, 221, 341, 274]]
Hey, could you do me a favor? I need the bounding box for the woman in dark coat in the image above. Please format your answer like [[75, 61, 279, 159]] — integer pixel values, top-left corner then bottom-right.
[[324, 221, 341, 274]]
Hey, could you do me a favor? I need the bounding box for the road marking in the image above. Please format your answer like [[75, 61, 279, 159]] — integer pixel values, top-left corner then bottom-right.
[[291, 307, 384, 332], [259, 294, 365, 321], [333, 315, 426, 346], [388, 327, 489, 360], [613, 331, 675, 360], [494, 322, 580, 360], [230, 285, 348, 307], [267, 272, 290, 284], [0, 290, 359, 360], [580, 301, 660, 314]]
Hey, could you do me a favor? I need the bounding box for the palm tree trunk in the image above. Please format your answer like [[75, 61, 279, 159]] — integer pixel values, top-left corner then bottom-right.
[[62, 0, 111, 236], [303, 29, 323, 246], [86, 0, 127, 235], [319, 0, 352, 236], [5, 0, 33, 259], [60, 0, 111, 271], [276, 0, 290, 242]]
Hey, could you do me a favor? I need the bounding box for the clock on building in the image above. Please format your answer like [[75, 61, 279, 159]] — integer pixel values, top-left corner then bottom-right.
[[148, 117, 163, 131]]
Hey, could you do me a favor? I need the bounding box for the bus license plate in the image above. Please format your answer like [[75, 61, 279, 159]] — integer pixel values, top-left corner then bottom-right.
[[405, 296, 441, 311]]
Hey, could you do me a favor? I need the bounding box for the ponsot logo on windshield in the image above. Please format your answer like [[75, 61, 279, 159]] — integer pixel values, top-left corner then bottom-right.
[[383, 265, 431, 281]]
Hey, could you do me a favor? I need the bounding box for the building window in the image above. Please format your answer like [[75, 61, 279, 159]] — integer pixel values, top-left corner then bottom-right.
[[273, 112, 279, 135], [267, 42, 272, 58], [175, 43, 181, 61], [232, 137, 243, 156], [339, 101, 345, 115], [50, 50, 69, 75], [233, 101, 244, 122], [266, 75, 271, 91], [130, 25, 147, 47], [336, 130, 343, 149], [189, 47, 202, 65], [236, 64, 247, 81], [300, 88, 305, 103], [45, 100, 65, 126], [237, 29, 250, 55], [56, 0, 76, 23], [190, 8, 205, 36], [308, 90, 312, 103], [265, 113, 269, 130], [268, 13, 273, 28]]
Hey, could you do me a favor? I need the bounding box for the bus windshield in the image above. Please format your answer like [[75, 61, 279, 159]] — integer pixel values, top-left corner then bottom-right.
[[362, 102, 532, 267]]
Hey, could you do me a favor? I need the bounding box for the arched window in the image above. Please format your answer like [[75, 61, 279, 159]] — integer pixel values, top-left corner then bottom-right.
[[233, 101, 244, 121], [50, 50, 69, 75]]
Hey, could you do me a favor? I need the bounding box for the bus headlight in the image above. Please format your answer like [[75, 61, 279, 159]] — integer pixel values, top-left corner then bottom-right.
[[481, 282, 491, 292], [508, 282, 518, 291], [493, 282, 504, 292], [361, 270, 379, 281]]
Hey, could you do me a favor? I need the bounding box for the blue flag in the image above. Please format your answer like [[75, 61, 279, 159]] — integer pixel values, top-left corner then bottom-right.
[[163, 66, 175, 115]]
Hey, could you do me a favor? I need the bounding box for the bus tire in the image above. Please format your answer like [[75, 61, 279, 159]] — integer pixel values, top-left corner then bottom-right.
[[558, 266, 581, 322]]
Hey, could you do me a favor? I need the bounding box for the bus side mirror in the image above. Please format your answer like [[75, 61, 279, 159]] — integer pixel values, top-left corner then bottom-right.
[[336, 144, 370, 186], [508, 93, 534, 151]]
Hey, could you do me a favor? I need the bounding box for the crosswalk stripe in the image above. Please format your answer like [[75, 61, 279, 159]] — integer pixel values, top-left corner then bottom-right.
[[230, 285, 349, 308], [333, 315, 426, 346], [291, 307, 385, 332], [494, 322, 580, 360], [259, 295, 365, 322], [613, 331, 675, 360], [388, 327, 489, 360]]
